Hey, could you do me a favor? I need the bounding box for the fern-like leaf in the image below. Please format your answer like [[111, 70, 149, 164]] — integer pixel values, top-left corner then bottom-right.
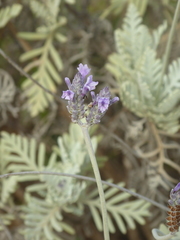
[[130, 0, 148, 16], [107, 3, 180, 133], [82, 182, 151, 234], [1, 132, 56, 181], [18, 17, 66, 116], [163, 58, 180, 94], [25, 0, 67, 25], [0, 4, 22, 28], [152, 21, 167, 49], [22, 196, 75, 240], [44, 169, 86, 206], [1, 176, 19, 204]]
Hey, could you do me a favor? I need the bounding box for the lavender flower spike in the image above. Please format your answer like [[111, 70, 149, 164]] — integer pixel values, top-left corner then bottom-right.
[[61, 63, 119, 125], [167, 182, 180, 234], [61, 64, 119, 240]]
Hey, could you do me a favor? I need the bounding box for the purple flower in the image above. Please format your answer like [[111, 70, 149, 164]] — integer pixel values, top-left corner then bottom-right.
[[98, 97, 110, 113], [173, 182, 180, 193], [61, 90, 74, 100], [61, 63, 119, 125], [82, 75, 98, 95], [99, 87, 111, 98], [86, 87, 119, 125], [77, 64, 91, 78]]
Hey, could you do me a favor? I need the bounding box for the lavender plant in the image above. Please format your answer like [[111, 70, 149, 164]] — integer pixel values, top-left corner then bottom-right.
[[1, 1, 179, 239], [61, 63, 119, 125], [61, 63, 119, 240]]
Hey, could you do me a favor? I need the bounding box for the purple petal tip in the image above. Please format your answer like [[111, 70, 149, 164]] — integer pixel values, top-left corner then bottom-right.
[[77, 63, 91, 78]]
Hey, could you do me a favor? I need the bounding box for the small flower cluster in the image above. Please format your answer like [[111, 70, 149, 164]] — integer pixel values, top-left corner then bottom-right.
[[166, 182, 180, 233], [62, 64, 119, 126]]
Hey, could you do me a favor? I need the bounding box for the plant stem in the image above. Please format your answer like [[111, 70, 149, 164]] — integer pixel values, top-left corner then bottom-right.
[[80, 125, 110, 240], [0, 170, 168, 211], [159, 0, 180, 88]]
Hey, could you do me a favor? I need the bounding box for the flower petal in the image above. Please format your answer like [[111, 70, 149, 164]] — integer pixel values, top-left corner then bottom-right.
[[64, 77, 72, 89], [82, 75, 98, 95], [61, 90, 74, 100], [77, 63, 91, 78], [98, 97, 110, 113]]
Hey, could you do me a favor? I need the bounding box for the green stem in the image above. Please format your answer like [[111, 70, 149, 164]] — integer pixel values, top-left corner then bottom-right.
[[158, 0, 180, 90], [80, 126, 110, 240]]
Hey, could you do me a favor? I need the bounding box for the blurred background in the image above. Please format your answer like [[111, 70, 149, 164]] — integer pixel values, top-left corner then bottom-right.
[[0, 0, 180, 240]]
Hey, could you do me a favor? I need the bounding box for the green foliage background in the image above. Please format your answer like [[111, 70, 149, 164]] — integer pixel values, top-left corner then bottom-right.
[[0, 0, 180, 239]]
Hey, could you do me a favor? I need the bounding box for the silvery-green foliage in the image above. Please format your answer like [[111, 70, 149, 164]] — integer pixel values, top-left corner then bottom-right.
[[25, 0, 63, 25], [0, 203, 14, 231], [107, 4, 180, 133], [1, 176, 19, 204], [0, 4, 22, 28], [18, 1, 67, 117], [44, 124, 88, 205], [23, 0, 76, 23], [0, 124, 151, 237], [80, 181, 151, 234], [0, 69, 18, 126], [57, 125, 87, 171], [0, 131, 57, 204], [54, 124, 100, 171], [0, 124, 96, 238], [22, 195, 75, 240], [45, 171, 86, 206], [0, 132, 77, 239], [101, 0, 148, 18]]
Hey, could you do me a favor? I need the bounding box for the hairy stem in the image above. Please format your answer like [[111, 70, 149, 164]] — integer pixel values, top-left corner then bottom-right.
[[80, 126, 110, 240], [0, 170, 168, 211]]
